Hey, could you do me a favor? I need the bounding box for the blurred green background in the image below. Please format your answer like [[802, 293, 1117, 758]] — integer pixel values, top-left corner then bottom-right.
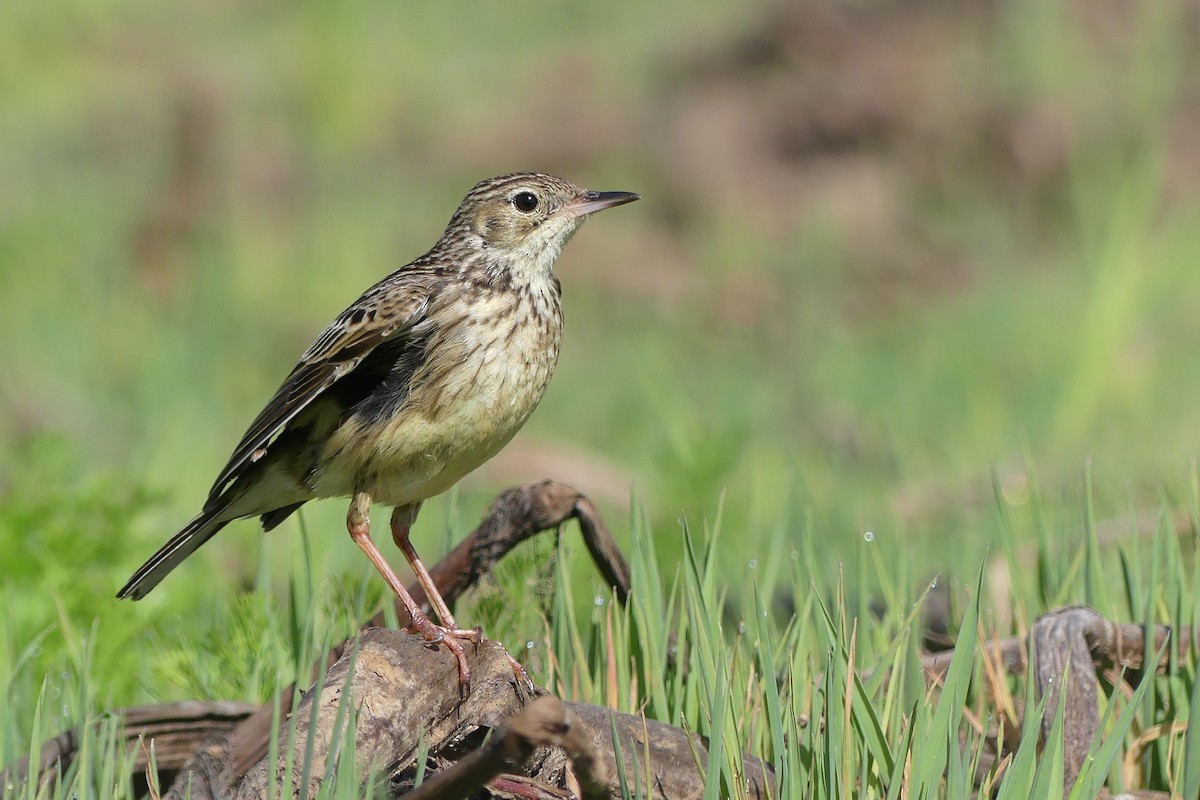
[[3, 0, 1200, 710]]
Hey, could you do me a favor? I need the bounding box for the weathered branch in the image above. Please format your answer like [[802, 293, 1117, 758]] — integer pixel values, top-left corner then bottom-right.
[[396, 695, 606, 800], [169, 628, 775, 799], [919, 607, 1194, 684], [225, 479, 629, 783], [225, 632, 528, 799], [0, 701, 256, 798], [1028, 606, 1185, 799]]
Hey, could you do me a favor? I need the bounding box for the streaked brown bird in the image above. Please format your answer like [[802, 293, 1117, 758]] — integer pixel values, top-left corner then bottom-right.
[[118, 172, 639, 682]]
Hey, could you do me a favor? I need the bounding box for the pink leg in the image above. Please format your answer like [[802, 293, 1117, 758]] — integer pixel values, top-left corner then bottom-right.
[[347, 493, 473, 685], [391, 503, 532, 689], [390, 502, 464, 629]]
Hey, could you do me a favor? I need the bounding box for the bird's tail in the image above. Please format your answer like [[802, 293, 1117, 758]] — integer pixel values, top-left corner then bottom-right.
[[116, 508, 230, 600]]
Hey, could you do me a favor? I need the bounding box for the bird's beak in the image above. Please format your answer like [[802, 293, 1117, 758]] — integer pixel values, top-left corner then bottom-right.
[[568, 190, 641, 218]]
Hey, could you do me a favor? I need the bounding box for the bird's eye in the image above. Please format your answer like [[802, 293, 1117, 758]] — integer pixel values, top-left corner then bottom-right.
[[512, 191, 539, 213]]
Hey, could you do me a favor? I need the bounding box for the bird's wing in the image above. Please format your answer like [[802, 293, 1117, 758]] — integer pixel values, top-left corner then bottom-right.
[[206, 280, 432, 501]]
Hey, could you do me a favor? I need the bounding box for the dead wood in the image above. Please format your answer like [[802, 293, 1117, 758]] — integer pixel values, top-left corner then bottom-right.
[[226, 632, 528, 800], [0, 701, 257, 798], [1027, 606, 1188, 799], [395, 695, 607, 800], [1032, 606, 1114, 793], [397, 479, 631, 623], [167, 628, 775, 799], [947, 606, 1189, 799], [918, 605, 1194, 685], [225, 479, 630, 783]]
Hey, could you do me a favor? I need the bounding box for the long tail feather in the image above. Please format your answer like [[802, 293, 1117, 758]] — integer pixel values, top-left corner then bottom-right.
[[116, 510, 230, 600]]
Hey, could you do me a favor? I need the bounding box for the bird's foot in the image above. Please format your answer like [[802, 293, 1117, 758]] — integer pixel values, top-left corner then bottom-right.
[[406, 613, 481, 685], [505, 652, 535, 691], [406, 614, 534, 691]]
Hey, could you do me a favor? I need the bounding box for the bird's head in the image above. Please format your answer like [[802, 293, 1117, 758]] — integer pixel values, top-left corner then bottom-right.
[[442, 172, 639, 283]]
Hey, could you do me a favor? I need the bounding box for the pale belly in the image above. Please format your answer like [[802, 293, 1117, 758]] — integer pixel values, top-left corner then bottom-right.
[[310, 303, 561, 506]]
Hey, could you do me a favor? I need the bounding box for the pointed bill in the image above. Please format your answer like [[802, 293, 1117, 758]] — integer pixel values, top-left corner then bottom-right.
[[568, 190, 641, 218]]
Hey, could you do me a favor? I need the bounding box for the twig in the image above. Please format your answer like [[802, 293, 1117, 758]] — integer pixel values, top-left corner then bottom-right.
[[397, 696, 605, 800]]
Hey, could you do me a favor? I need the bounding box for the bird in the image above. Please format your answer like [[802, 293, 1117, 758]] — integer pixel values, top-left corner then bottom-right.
[[118, 172, 640, 683]]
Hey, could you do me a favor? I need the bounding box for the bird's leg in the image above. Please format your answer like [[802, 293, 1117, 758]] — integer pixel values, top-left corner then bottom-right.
[[389, 502, 469, 631], [347, 492, 472, 685], [391, 502, 534, 689]]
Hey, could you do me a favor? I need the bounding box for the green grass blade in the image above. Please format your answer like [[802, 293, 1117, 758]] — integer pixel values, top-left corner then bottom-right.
[[1070, 643, 1169, 799], [912, 565, 984, 797]]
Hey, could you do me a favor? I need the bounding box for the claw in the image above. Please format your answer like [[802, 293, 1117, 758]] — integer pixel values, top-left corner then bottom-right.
[[507, 653, 534, 691], [407, 610, 481, 685], [419, 629, 445, 646]]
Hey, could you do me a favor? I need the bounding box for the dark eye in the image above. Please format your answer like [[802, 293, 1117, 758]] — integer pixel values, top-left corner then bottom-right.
[[512, 191, 539, 213]]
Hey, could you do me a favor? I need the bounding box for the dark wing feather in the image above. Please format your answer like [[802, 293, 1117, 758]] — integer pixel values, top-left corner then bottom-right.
[[205, 281, 432, 502]]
